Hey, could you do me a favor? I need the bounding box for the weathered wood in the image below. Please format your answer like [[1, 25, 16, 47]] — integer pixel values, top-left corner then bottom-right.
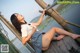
[[35, 0, 73, 32], [42, 36, 80, 53]]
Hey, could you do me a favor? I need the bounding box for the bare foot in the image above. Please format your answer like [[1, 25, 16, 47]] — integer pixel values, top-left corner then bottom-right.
[[53, 35, 65, 40], [71, 34, 80, 39]]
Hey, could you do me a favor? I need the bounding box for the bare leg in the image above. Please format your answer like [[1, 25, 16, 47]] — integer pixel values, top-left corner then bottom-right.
[[53, 27, 80, 39], [42, 28, 56, 50], [42, 27, 80, 51], [42, 28, 65, 50]]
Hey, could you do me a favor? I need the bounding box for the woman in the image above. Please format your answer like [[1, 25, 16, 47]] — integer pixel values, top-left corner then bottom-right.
[[10, 9, 80, 53]]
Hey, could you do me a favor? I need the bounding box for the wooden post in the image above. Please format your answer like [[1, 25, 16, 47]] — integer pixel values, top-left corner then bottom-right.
[[35, 0, 72, 32]]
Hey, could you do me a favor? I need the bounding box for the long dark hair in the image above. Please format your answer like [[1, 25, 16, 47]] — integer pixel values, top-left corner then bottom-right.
[[10, 13, 27, 34]]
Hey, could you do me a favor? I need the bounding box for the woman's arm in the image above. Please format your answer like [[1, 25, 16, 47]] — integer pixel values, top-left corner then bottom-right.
[[22, 27, 36, 45], [32, 9, 46, 27]]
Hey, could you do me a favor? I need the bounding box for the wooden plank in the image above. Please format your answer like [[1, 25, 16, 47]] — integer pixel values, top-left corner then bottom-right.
[[57, 39, 69, 53], [63, 36, 79, 50], [43, 36, 80, 53], [51, 41, 63, 53]]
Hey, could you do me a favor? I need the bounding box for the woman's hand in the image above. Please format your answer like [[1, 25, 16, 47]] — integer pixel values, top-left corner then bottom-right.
[[30, 9, 47, 28], [42, 9, 46, 14]]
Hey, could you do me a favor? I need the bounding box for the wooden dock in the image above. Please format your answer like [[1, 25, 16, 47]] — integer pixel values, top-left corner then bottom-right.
[[42, 36, 80, 53]]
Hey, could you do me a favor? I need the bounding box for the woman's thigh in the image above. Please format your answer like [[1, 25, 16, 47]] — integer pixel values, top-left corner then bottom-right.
[[42, 28, 55, 49]]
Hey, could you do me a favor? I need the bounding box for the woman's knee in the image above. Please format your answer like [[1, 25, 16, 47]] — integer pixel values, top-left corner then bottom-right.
[[51, 27, 59, 31]]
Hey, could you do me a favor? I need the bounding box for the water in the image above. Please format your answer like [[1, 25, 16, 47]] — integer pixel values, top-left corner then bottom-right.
[[60, 4, 80, 34], [38, 4, 80, 34]]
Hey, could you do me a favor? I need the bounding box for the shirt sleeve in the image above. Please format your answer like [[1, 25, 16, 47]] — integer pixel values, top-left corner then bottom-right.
[[21, 25, 28, 37], [30, 23, 37, 29], [30, 23, 39, 31]]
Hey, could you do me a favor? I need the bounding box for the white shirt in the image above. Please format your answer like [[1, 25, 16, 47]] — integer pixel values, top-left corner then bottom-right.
[[21, 23, 37, 37]]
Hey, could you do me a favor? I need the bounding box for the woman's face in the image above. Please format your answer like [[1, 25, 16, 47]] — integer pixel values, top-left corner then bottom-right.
[[15, 14, 25, 23]]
